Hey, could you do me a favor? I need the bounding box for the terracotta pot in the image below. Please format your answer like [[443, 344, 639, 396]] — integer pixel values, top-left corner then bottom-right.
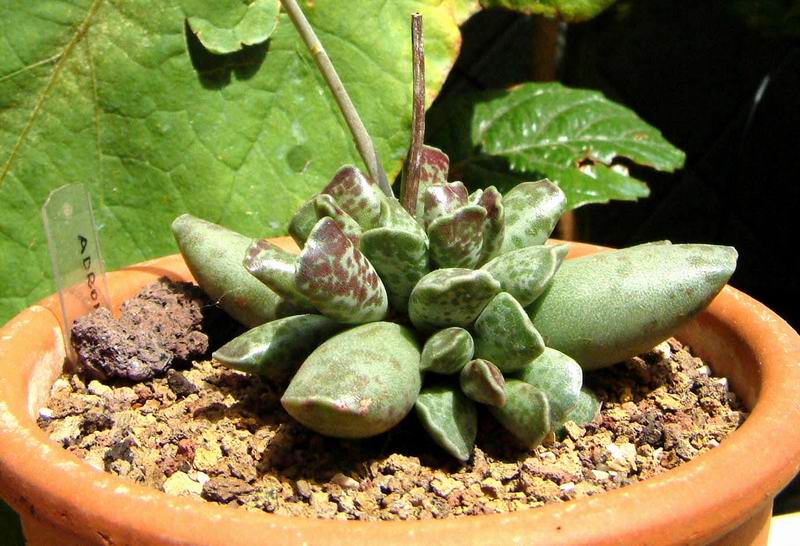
[[1, 239, 799, 546]]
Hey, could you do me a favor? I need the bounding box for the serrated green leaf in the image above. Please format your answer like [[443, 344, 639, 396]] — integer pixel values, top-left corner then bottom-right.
[[427, 83, 685, 210], [480, 0, 616, 21], [0, 0, 462, 324], [182, 0, 280, 54]]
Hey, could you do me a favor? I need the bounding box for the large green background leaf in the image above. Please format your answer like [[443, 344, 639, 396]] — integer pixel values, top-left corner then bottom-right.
[[427, 83, 685, 209], [479, 0, 617, 21], [0, 0, 462, 323]]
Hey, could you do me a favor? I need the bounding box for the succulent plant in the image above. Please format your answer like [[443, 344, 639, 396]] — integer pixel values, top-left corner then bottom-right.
[[170, 8, 737, 461]]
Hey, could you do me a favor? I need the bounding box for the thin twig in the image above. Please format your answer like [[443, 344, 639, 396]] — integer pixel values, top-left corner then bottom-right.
[[280, 0, 392, 197], [401, 13, 425, 215]]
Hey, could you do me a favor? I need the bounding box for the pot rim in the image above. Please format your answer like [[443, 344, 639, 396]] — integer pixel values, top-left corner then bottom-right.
[[1, 240, 799, 546]]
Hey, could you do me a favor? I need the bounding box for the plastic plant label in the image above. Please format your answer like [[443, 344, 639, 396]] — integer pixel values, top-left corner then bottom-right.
[[42, 184, 110, 361]]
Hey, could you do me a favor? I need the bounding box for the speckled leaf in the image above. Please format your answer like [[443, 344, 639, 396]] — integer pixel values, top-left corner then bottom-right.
[[514, 347, 582, 426], [377, 197, 427, 238], [460, 359, 506, 407], [183, 0, 280, 54], [416, 385, 477, 462], [558, 388, 601, 432], [420, 327, 474, 374], [479, 0, 616, 21], [422, 181, 469, 229], [528, 244, 738, 370], [427, 205, 487, 269], [359, 227, 429, 313], [427, 83, 685, 209], [172, 214, 302, 327], [499, 180, 566, 254], [212, 314, 343, 381], [405, 145, 451, 222], [314, 194, 362, 247], [295, 218, 387, 324], [474, 292, 544, 372], [489, 380, 550, 448], [481, 244, 568, 307], [288, 199, 318, 248], [244, 238, 315, 309], [476, 186, 504, 264], [409, 268, 501, 331], [321, 166, 385, 230], [282, 322, 422, 438]]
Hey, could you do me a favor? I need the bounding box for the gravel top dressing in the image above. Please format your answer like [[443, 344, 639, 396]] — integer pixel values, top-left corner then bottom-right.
[[38, 282, 746, 521]]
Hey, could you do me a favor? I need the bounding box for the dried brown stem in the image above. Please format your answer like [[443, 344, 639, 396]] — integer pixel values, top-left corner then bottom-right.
[[280, 0, 392, 197], [400, 13, 426, 215]]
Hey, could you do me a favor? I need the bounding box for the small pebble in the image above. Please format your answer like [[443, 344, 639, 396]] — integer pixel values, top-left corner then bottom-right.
[[331, 473, 360, 490], [163, 471, 203, 496]]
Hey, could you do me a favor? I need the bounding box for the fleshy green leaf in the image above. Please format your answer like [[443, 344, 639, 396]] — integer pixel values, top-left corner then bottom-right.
[[427, 204, 487, 269], [295, 218, 387, 324], [420, 327, 474, 374], [359, 227, 429, 313], [377, 197, 426, 238], [479, 0, 617, 21], [427, 83, 685, 209], [416, 385, 477, 462], [244, 238, 315, 309], [288, 199, 319, 249], [172, 214, 303, 326], [528, 244, 738, 370], [182, 0, 280, 54], [459, 358, 506, 407], [409, 268, 501, 331], [212, 314, 343, 381], [481, 244, 568, 307], [489, 379, 550, 448], [558, 387, 601, 430], [513, 347, 582, 426], [473, 292, 544, 372], [0, 0, 461, 323], [498, 180, 565, 253], [282, 322, 422, 438]]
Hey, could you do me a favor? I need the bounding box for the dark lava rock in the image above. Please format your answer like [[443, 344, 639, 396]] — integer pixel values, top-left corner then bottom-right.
[[71, 278, 212, 381]]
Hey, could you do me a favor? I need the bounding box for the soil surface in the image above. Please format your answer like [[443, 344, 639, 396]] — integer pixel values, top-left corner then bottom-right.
[[39, 283, 747, 521]]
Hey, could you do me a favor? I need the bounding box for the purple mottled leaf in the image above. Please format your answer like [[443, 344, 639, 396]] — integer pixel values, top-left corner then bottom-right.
[[477, 186, 504, 265], [295, 218, 387, 324], [314, 194, 362, 247], [244, 238, 316, 310], [427, 204, 487, 269], [322, 165, 385, 230], [460, 358, 507, 407], [422, 180, 469, 229], [405, 145, 450, 222]]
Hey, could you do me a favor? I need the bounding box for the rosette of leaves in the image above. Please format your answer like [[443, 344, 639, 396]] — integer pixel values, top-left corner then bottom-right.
[[172, 144, 736, 460], [171, 6, 736, 461]]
